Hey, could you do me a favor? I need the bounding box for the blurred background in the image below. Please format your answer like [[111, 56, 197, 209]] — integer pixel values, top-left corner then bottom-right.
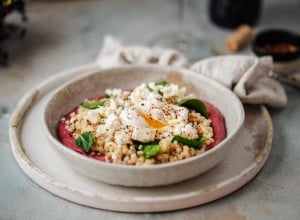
[[0, 0, 299, 114]]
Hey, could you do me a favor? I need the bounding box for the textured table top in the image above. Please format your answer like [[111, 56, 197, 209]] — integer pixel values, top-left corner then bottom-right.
[[1, 0, 300, 219]]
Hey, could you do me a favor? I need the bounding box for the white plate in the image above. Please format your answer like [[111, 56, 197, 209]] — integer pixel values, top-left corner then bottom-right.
[[9, 64, 273, 213]]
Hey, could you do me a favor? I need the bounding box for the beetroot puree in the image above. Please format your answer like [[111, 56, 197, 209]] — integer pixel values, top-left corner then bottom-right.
[[57, 108, 106, 161], [57, 102, 226, 161], [205, 102, 226, 150]]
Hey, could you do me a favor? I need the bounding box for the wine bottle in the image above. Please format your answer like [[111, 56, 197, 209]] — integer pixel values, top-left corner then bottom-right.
[[209, 0, 261, 29]]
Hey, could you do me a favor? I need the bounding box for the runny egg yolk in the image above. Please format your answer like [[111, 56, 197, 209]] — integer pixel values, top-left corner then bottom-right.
[[139, 112, 166, 129]]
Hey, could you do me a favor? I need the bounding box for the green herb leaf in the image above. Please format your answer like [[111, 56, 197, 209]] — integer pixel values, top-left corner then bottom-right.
[[134, 141, 160, 159], [146, 80, 168, 96], [81, 99, 107, 109], [75, 132, 94, 153], [146, 85, 153, 92], [176, 99, 208, 118], [155, 80, 168, 86], [143, 144, 160, 159], [171, 135, 206, 149], [158, 90, 163, 96]]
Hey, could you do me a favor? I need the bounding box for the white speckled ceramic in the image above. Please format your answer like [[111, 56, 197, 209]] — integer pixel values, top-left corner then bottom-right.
[[42, 65, 244, 187]]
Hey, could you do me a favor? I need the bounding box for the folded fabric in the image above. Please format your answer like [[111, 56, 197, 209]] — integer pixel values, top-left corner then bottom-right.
[[96, 35, 287, 108]]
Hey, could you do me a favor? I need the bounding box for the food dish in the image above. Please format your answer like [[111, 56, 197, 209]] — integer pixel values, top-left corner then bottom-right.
[[252, 28, 300, 74], [43, 65, 244, 187], [10, 64, 271, 211], [58, 81, 226, 165]]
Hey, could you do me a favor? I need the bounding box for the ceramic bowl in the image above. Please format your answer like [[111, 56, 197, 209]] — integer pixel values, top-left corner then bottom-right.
[[43, 65, 244, 187], [252, 29, 300, 74]]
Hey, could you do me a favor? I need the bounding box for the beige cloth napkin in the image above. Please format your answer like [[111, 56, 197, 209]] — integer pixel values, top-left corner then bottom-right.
[[96, 35, 287, 108]]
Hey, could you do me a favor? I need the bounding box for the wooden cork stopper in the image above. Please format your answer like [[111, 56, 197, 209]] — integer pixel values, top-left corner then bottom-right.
[[225, 24, 253, 52]]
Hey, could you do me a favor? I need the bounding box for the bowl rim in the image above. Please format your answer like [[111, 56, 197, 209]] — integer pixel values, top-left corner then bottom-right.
[[42, 64, 245, 170], [252, 28, 300, 62]]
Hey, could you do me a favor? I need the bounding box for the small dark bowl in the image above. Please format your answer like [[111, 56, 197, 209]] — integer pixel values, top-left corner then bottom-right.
[[252, 29, 300, 62]]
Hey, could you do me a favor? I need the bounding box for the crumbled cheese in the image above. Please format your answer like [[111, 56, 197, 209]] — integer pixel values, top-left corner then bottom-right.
[[129, 83, 150, 105], [161, 84, 186, 101], [161, 84, 178, 98], [114, 130, 131, 146], [106, 113, 118, 126], [131, 126, 156, 143], [172, 105, 189, 122], [173, 123, 199, 139], [119, 108, 149, 127], [85, 110, 99, 124], [105, 88, 122, 97], [96, 113, 120, 136]]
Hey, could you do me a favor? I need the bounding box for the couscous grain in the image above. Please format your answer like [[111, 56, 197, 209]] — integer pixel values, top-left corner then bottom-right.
[[58, 81, 223, 165]]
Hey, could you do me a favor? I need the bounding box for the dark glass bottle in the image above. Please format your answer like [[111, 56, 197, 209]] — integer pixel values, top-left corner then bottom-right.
[[209, 0, 261, 29]]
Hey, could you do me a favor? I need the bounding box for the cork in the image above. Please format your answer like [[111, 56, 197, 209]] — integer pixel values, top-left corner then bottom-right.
[[225, 24, 253, 52]]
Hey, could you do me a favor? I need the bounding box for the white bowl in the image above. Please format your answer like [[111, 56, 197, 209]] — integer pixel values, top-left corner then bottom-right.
[[43, 65, 244, 187]]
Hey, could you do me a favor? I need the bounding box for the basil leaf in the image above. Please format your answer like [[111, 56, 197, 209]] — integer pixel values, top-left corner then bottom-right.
[[81, 99, 107, 109], [146, 85, 153, 92], [176, 99, 208, 118], [171, 135, 206, 149], [155, 80, 168, 86], [143, 144, 160, 159], [75, 132, 94, 153], [134, 141, 160, 159]]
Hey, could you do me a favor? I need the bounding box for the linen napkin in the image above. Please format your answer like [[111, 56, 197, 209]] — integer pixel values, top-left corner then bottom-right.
[[96, 35, 287, 108]]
